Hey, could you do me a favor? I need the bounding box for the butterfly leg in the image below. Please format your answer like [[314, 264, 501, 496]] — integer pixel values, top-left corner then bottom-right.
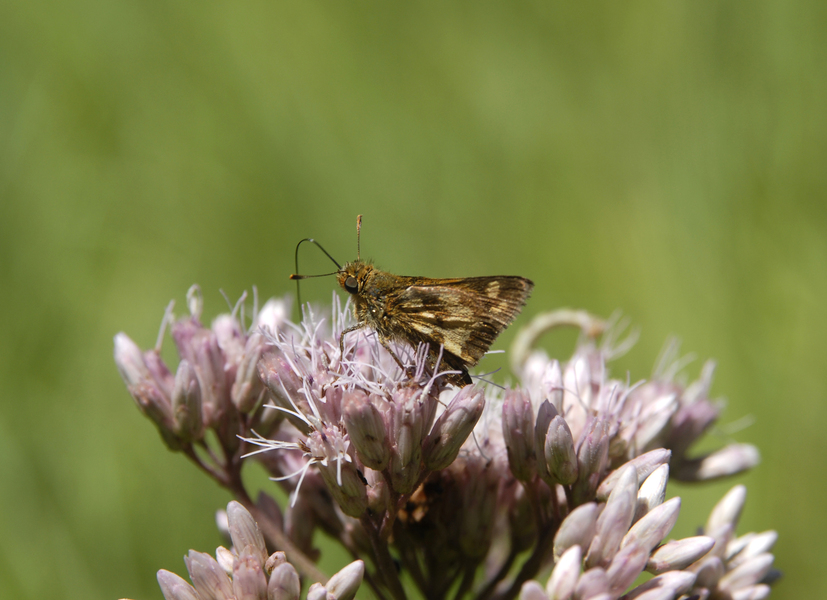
[[377, 338, 413, 377], [339, 324, 365, 358]]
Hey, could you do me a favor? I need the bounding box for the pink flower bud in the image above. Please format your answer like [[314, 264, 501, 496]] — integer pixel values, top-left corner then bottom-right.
[[343, 390, 390, 471], [423, 385, 485, 471], [502, 389, 536, 481], [267, 562, 300, 600], [545, 415, 578, 486], [172, 360, 203, 441]]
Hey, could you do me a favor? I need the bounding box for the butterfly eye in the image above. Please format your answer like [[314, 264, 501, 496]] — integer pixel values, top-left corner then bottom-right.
[[344, 276, 358, 293]]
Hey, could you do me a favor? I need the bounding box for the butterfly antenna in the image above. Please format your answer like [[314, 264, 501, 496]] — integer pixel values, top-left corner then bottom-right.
[[356, 214, 362, 261], [291, 238, 342, 315]]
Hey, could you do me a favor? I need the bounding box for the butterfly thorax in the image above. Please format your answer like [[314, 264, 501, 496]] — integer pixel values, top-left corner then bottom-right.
[[337, 260, 416, 338]]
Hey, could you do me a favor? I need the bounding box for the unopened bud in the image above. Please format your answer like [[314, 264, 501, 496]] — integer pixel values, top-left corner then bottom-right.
[[647, 536, 715, 574], [596, 449, 671, 501], [306, 583, 328, 600], [216, 546, 234, 575], [634, 464, 669, 522], [502, 389, 536, 480], [707, 485, 747, 533], [625, 571, 697, 599], [718, 553, 774, 594], [574, 567, 609, 599], [586, 465, 637, 568], [545, 544, 581, 600], [534, 400, 558, 482], [574, 418, 609, 503], [727, 531, 778, 569], [184, 550, 234, 600], [621, 497, 681, 554], [227, 502, 267, 568], [267, 562, 300, 600], [424, 385, 485, 471], [157, 570, 199, 600], [343, 390, 390, 471], [544, 415, 578, 485], [172, 360, 203, 441], [264, 551, 287, 577], [553, 502, 600, 561], [676, 444, 760, 482], [326, 560, 365, 600], [519, 580, 548, 600], [387, 387, 429, 494], [233, 545, 268, 600], [606, 542, 649, 597]]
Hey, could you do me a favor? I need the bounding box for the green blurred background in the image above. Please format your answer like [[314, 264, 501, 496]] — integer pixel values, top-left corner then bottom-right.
[[1, 2, 824, 598]]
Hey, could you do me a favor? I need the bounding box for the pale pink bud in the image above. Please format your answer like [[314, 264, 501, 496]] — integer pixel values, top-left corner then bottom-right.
[[387, 387, 429, 494], [325, 560, 365, 600], [574, 567, 608, 598], [342, 390, 390, 471], [624, 571, 697, 599], [519, 581, 549, 600], [605, 542, 649, 597], [726, 531, 777, 568], [502, 389, 536, 480], [264, 551, 287, 577], [596, 448, 671, 501], [574, 418, 609, 503], [586, 465, 637, 568], [157, 570, 199, 600], [706, 485, 747, 533], [647, 536, 715, 574], [553, 503, 599, 561], [267, 562, 300, 600], [730, 584, 771, 600], [545, 544, 581, 600], [534, 400, 558, 482], [634, 463, 669, 522], [232, 545, 268, 600], [718, 553, 774, 593], [215, 546, 234, 575], [227, 501, 267, 568], [114, 333, 178, 448], [676, 444, 760, 481], [190, 330, 231, 428], [693, 556, 725, 589], [143, 348, 175, 398], [544, 415, 578, 486], [423, 385, 485, 471], [171, 360, 203, 441], [184, 550, 234, 600], [305, 584, 328, 600], [621, 497, 681, 554]]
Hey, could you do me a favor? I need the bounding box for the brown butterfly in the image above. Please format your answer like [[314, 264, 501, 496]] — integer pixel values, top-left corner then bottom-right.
[[291, 216, 533, 386]]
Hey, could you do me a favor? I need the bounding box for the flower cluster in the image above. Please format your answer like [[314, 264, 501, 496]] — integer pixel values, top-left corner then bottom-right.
[[114, 288, 777, 600], [155, 501, 364, 600]]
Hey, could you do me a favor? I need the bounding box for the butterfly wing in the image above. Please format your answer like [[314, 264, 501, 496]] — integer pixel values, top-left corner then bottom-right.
[[390, 276, 534, 369]]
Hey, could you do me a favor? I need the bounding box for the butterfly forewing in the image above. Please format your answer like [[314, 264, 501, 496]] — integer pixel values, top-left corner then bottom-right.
[[393, 276, 534, 369]]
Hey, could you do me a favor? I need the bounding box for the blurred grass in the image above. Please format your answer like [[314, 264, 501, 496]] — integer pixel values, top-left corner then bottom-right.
[[0, 2, 824, 598]]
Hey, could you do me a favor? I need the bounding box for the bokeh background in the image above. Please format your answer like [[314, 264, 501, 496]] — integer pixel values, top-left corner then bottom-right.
[[1, 2, 824, 599]]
